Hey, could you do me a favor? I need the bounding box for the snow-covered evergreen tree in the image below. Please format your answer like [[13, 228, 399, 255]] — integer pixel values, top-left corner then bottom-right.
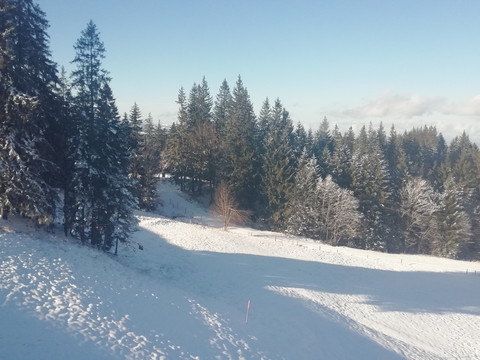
[[287, 149, 361, 245], [400, 177, 439, 254], [0, 0, 58, 224], [433, 177, 472, 259], [96, 83, 138, 251], [330, 127, 353, 190], [261, 98, 295, 228], [351, 125, 391, 251], [222, 76, 259, 210], [136, 114, 161, 210], [212, 80, 233, 185], [313, 117, 333, 177], [128, 102, 143, 180], [316, 175, 362, 245], [286, 150, 319, 238], [68, 21, 136, 250]]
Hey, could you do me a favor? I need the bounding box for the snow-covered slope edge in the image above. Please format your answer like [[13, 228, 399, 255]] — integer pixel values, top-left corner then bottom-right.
[[1, 178, 480, 359]]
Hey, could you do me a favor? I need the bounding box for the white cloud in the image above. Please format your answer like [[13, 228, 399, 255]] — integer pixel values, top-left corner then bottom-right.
[[442, 95, 480, 117], [327, 91, 480, 144], [342, 90, 445, 119]]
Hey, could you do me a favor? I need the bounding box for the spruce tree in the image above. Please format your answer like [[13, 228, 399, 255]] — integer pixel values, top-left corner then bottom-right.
[[257, 98, 272, 157], [0, 0, 58, 223], [434, 177, 472, 259], [292, 122, 312, 162], [128, 102, 143, 178], [330, 127, 353, 189], [223, 76, 259, 210], [400, 177, 439, 254], [351, 125, 391, 250], [170, 87, 190, 190], [213, 80, 233, 185], [261, 99, 295, 228], [313, 117, 333, 176], [315, 175, 362, 245], [213, 79, 233, 137], [286, 149, 319, 238], [96, 83, 137, 251], [68, 21, 136, 250], [186, 79, 215, 193]]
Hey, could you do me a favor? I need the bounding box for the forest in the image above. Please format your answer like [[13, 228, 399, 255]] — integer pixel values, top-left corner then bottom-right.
[[2, 0, 480, 259]]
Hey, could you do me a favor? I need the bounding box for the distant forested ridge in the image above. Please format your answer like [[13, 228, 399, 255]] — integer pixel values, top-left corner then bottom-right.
[[1, 0, 479, 259]]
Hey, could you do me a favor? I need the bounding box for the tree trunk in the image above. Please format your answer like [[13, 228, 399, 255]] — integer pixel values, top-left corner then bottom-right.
[[1, 206, 8, 220]]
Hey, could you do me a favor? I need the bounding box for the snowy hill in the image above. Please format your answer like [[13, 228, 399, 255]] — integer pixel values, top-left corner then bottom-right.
[[1, 177, 480, 360]]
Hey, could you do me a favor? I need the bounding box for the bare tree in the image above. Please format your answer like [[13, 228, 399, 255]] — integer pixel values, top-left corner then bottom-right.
[[212, 181, 249, 230]]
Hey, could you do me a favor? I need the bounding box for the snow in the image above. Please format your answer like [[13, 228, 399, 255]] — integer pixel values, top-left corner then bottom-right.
[[1, 177, 480, 359]]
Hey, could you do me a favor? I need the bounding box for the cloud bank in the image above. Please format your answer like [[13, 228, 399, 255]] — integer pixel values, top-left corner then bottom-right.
[[342, 91, 480, 119], [442, 95, 480, 117]]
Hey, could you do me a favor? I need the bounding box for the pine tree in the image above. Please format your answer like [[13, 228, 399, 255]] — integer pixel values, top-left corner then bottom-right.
[[164, 82, 216, 194], [385, 125, 407, 203], [57, 66, 77, 236], [0, 0, 59, 223], [400, 177, 439, 254], [213, 80, 233, 185], [286, 150, 319, 238], [261, 99, 295, 228], [351, 125, 391, 250], [186, 78, 215, 193], [187, 77, 212, 127], [68, 21, 136, 250], [223, 76, 259, 210], [445, 134, 480, 258], [313, 116, 333, 176], [257, 98, 272, 157], [330, 127, 353, 189], [433, 177, 472, 259], [128, 102, 143, 180], [137, 113, 161, 210], [213, 79, 233, 137], [315, 175, 362, 245], [383, 125, 408, 252], [292, 122, 312, 162], [96, 83, 137, 251], [168, 87, 190, 190]]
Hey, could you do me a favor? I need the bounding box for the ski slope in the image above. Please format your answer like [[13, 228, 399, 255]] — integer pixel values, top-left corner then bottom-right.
[[1, 177, 480, 359]]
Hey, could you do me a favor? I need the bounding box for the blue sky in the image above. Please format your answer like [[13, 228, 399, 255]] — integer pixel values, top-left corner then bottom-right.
[[38, 0, 480, 142]]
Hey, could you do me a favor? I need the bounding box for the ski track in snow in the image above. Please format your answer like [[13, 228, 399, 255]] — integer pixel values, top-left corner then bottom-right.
[[1, 177, 480, 359]]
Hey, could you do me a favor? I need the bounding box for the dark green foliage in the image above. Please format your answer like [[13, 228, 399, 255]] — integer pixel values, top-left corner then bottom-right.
[[313, 117, 333, 177], [164, 82, 216, 194], [260, 99, 295, 228], [222, 77, 259, 210], [433, 177, 472, 258], [67, 21, 137, 250], [351, 125, 391, 251], [286, 150, 319, 238], [329, 127, 354, 189], [0, 0, 58, 224]]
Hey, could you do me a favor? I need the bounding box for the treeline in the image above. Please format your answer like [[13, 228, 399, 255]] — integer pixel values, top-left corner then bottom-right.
[[161, 77, 480, 260]]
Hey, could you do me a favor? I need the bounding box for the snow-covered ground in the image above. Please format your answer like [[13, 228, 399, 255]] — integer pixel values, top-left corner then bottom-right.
[[1, 177, 480, 360]]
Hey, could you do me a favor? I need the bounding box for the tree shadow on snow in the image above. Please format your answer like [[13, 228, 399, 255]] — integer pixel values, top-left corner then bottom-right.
[[126, 223, 480, 359]]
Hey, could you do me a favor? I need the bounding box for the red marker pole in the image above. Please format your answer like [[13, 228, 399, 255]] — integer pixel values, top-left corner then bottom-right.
[[245, 300, 251, 324]]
